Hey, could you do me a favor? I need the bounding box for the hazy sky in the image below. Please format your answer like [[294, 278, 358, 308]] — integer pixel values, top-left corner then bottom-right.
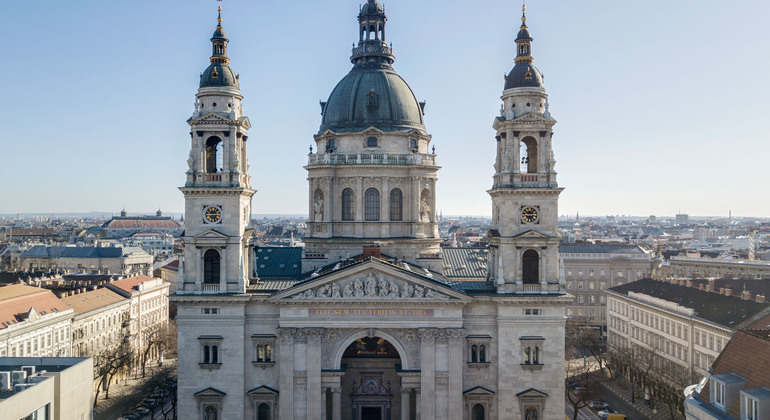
[[1, 1, 768, 218]]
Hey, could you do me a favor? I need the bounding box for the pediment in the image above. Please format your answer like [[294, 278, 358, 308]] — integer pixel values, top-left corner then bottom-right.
[[464, 386, 496, 396], [516, 388, 549, 399], [271, 260, 469, 302], [512, 112, 553, 123], [194, 387, 227, 398], [362, 126, 385, 135], [608, 256, 632, 262], [246, 385, 279, 396], [511, 229, 554, 239], [191, 112, 233, 124], [193, 229, 229, 240]]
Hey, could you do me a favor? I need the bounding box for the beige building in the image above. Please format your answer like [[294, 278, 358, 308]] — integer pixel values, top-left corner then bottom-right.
[[0, 284, 73, 358], [607, 278, 770, 384], [106, 276, 170, 365], [174, 3, 570, 420], [60, 287, 130, 358], [0, 357, 93, 420], [666, 256, 770, 280], [19, 245, 153, 276], [561, 243, 658, 330]]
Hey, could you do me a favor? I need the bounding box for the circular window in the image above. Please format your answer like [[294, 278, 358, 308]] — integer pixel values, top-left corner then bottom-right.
[[212, 102, 217, 107], [526, 102, 531, 107]]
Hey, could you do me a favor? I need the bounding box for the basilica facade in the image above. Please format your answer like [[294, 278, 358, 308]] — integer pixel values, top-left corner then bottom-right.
[[173, 2, 571, 419]]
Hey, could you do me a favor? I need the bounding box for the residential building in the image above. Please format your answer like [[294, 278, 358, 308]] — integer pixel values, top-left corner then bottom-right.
[[607, 278, 770, 384], [106, 276, 170, 366], [124, 232, 175, 256], [174, 3, 570, 419], [60, 287, 130, 358], [0, 284, 73, 358], [19, 245, 152, 276], [0, 357, 93, 420], [667, 256, 770, 280], [561, 243, 658, 331], [684, 329, 770, 420]]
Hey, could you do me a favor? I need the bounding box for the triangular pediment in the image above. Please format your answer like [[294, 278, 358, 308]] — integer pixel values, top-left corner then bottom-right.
[[516, 388, 549, 398], [362, 126, 385, 135], [193, 229, 229, 240], [512, 229, 554, 239], [464, 386, 496, 396], [246, 385, 279, 396], [191, 112, 233, 124], [194, 387, 227, 398], [608, 256, 632, 262], [512, 112, 553, 123], [271, 259, 469, 302]]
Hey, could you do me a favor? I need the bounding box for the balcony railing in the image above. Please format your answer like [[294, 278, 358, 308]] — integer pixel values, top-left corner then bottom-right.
[[307, 153, 437, 167], [201, 284, 220, 293]]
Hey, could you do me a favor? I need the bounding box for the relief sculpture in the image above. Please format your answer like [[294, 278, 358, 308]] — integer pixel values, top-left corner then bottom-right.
[[291, 272, 450, 300]]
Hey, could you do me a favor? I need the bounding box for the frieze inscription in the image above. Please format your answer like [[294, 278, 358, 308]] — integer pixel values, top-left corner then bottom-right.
[[310, 308, 434, 317]]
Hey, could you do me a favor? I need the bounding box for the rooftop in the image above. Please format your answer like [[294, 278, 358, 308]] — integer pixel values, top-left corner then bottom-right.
[[59, 287, 128, 315], [0, 285, 71, 330]]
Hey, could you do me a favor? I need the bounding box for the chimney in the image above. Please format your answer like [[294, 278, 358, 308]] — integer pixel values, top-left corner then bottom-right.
[[757, 295, 766, 304], [742, 290, 752, 300], [723, 288, 731, 297], [686, 280, 693, 288], [699, 284, 704, 291], [362, 245, 381, 259], [705, 284, 713, 292]]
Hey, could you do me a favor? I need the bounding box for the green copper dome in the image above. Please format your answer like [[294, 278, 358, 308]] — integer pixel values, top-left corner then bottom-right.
[[320, 68, 424, 133], [319, 0, 425, 133], [200, 63, 239, 89]]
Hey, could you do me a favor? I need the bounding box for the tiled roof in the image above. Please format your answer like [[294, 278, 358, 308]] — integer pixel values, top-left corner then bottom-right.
[[697, 330, 770, 418], [60, 288, 128, 315], [20, 245, 149, 259], [442, 248, 488, 279], [609, 278, 770, 328], [559, 243, 648, 255], [103, 218, 181, 229], [107, 275, 159, 296], [686, 278, 770, 299], [0, 284, 71, 329], [254, 247, 303, 279]]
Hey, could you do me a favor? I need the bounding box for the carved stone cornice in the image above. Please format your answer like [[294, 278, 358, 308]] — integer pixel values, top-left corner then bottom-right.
[[418, 329, 436, 344], [278, 328, 296, 344]]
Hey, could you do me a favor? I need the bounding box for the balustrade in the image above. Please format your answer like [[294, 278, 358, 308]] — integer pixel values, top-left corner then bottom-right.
[[307, 152, 436, 166]]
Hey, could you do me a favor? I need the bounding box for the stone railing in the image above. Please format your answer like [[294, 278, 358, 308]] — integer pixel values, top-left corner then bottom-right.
[[201, 284, 220, 293], [307, 153, 437, 167]]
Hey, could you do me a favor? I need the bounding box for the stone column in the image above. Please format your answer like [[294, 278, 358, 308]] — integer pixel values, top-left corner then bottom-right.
[[332, 388, 342, 420], [415, 389, 421, 420], [321, 387, 327, 420], [278, 329, 295, 419], [307, 329, 323, 419], [219, 246, 227, 291], [356, 178, 363, 222], [401, 388, 411, 420], [325, 177, 333, 223], [447, 330, 464, 420], [419, 329, 436, 419]]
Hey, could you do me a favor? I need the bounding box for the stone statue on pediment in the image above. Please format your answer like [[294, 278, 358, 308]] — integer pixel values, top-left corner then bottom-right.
[[378, 277, 390, 296], [365, 273, 377, 296], [401, 283, 414, 298], [354, 279, 365, 297], [413, 285, 424, 298], [330, 283, 341, 298], [388, 281, 399, 297], [343, 282, 354, 298]]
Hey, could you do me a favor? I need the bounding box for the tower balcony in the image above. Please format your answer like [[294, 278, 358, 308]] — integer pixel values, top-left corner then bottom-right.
[[186, 171, 251, 188], [306, 152, 436, 167], [492, 172, 557, 189]]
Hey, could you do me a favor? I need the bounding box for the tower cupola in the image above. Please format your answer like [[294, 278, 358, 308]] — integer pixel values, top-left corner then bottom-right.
[[352, 0, 394, 67], [199, 4, 239, 89], [504, 4, 544, 90]]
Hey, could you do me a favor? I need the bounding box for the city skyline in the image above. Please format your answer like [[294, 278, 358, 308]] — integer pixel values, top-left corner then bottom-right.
[[1, 0, 768, 217]]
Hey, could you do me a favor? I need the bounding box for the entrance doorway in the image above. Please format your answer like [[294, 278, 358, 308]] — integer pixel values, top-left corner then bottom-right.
[[361, 407, 382, 420]]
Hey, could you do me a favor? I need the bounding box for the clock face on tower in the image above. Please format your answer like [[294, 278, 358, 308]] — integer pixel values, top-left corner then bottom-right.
[[204, 206, 222, 224], [521, 206, 539, 223]]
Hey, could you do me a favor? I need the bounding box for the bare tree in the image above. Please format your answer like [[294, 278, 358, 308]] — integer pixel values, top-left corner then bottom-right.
[[565, 322, 604, 420], [92, 339, 134, 405], [139, 323, 177, 377]]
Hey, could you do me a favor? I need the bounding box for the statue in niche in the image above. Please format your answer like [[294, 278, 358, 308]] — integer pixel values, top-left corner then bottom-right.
[[388, 281, 399, 297], [420, 198, 431, 222], [330, 283, 341, 298], [401, 283, 414, 298], [354, 279, 365, 297], [549, 149, 556, 171], [343, 282, 354, 298], [525, 408, 538, 420], [364, 273, 377, 297], [413, 285, 424, 298], [313, 196, 324, 222], [378, 277, 390, 296], [204, 406, 217, 420]]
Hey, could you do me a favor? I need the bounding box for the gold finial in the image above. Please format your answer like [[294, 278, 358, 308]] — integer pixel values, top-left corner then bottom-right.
[[217, 0, 223, 26], [521, 1, 527, 25]]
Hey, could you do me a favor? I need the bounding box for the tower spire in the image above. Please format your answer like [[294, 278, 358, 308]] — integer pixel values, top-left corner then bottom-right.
[[210, 0, 229, 65], [351, 0, 394, 66]]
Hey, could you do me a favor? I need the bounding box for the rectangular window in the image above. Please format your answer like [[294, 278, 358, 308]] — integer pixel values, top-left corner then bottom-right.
[[744, 395, 758, 420], [578, 282, 583, 290], [714, 380, 725, 407]]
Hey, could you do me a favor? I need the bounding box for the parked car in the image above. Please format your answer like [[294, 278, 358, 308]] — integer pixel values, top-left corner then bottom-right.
[[588, 400, 609, 409], [597, 408, 617, 419]]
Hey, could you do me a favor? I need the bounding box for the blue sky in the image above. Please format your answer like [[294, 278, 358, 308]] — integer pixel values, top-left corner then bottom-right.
[[1, 1, 768, 218]]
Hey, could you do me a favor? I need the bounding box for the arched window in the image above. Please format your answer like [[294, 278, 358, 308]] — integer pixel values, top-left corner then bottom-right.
[[525, 406, 538, 420], [257, 345, 264, 362], [389, 188, 403, 221], [522, 250, 539, 284], [524, 346, 531, 364], [205, 136, 223, 173], [257, 403, 270, 420], [364, 188, 380, 221], [341, 189, 355, 221], [520, 136, 538, 173], [203, 249, 220, 284], [203, 345, 210, 364], [472, 403, 485, 420], [471, 345, 478, 363], [479, 345, 486, 362], [204, 405, 218, 420], [211, 345, 218, 363]]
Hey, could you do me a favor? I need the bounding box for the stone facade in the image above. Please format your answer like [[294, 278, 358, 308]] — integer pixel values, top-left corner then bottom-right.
[[174, 3, 570, 420]]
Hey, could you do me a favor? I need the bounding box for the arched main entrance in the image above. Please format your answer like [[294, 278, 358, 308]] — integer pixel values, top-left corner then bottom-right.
[[332, 336, 411, 420]]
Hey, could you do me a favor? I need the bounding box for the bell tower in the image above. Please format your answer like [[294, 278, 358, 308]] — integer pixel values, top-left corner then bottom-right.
[[488, 5, 564, 294], [178, 4, 253, 295]]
